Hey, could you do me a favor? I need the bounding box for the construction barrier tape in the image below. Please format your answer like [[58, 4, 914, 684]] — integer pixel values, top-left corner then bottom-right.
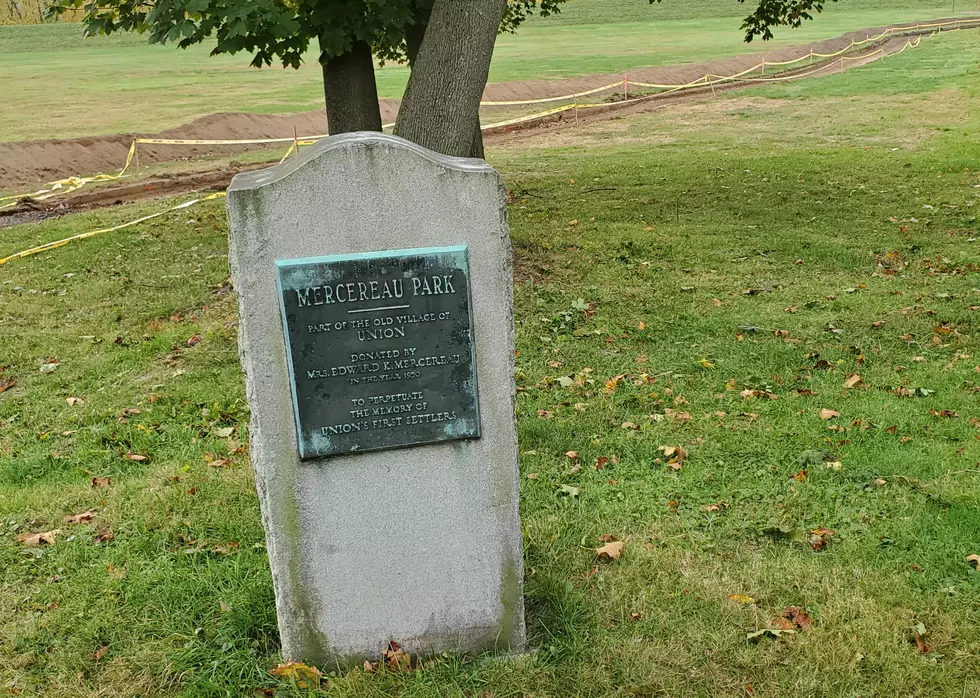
[[0, 193, 227, 266], [0, 18, 972, 214]]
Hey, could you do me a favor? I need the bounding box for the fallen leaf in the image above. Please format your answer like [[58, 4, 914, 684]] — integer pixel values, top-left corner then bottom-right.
[[914, 622, 930, 654], [94, 645, 109, 661], [207, 458, 230, 468], [93, 527, 115, 544], [17, 529, 62, 546], [270, 661, 325, 689], [782, 606, 813, 630], [594, 456, 609, 470], [596, 540, 625, 561], [809, 527, 835, 551], [772, 616, 796, 631], [604, 374, 627, 392], [620, 421, 640, 430], [747, 628, 793, 641], [66, 397, 84, 407], [628, 611, 645, 621], [564, 450, 579, 460], [383, 641, 412, 671], [0, 378, 16, 393], [91, 477, 111, 488], [40, 361, 59, 374], [557, 484, 579, 498], [186, 335, 201, 347], [792, 469, 808, 481], [967, 554, 979, 569], [125, 453, 147, 462], [819, 409, 840, 420], [728, 593, 756, 605], [64, 509, 97, 525], [843, 374, 862, 389], [213, 426, 235, 438], [929, 409, 959, 419]]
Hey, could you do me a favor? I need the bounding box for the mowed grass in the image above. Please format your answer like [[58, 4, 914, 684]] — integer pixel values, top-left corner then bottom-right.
[[1, 29, 980, 698], [0, 0, 964, 141]]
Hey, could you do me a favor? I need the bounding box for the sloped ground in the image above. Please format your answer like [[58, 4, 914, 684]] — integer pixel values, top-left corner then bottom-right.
[[1, 31, 979, 697], [0, 17, 971, 191]]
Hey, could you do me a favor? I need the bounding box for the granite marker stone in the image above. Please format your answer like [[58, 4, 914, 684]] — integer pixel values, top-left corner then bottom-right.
[[226, 132, 524, 665]]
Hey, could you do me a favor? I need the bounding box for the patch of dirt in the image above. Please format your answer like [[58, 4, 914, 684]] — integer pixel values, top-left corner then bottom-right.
[[0, 18, 972, 200], [0, 101, 400, 191]]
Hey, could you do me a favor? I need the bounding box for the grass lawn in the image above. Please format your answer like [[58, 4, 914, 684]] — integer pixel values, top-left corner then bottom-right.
[[1, 27, 980, 698], [0, 0, 964, 141]]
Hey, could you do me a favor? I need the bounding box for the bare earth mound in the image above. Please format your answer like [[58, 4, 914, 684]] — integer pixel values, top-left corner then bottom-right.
[[0, 18, 967, 190]]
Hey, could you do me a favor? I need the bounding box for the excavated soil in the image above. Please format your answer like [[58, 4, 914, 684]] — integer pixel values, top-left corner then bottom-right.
[[0, 17, 973, 205]]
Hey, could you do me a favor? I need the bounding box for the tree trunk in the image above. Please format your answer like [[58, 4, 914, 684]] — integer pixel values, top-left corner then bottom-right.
[[321, 40, 383, 135], [394, 0, 506, 158]]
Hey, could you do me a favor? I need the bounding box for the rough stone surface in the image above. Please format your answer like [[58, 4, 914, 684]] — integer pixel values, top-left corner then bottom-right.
[[226, 132, 524, 666]]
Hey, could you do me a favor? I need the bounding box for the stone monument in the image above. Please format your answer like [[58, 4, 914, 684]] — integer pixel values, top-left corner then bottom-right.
[[226, 132, 524, 666]]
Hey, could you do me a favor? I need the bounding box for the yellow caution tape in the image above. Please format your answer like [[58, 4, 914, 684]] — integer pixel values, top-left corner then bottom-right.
[[0, 192, 226, 266], [0, 17, 970, 212], [480, 81, 625, 106]]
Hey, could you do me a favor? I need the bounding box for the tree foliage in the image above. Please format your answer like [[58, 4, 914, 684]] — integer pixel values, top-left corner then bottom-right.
[[740, 0, 838, 41]]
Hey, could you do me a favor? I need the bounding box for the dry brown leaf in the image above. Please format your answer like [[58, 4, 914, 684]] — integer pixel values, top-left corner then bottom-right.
[[0, 378, 16, 394], [596, 540, 625, 561], [125, 453, 148, 462], [620, 421, 640, 430], [783, 606, 813, 630], [17, 529, 62, 547], [383, 641, 412, 671], [604, 374, 627, 392], [564, 450, 579, 460], [819, 409, 840, 420], [967, 554, 980, 569], [92, 477, 111, 488], [94, 645, 109, 661], [843, 374, 862, 389], [64, 509, 97, 525], [66, 397, 85, 407], [772, 616, 796, 631], [93, 528, 115, 544]]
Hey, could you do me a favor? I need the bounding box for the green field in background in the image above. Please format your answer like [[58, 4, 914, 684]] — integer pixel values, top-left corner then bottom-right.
[[0, 0, 965, 141]]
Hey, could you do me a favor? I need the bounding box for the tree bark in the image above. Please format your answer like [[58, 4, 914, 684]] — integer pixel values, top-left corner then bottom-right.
[[394, 0, 506, 158], [321, 40, 383, 135]]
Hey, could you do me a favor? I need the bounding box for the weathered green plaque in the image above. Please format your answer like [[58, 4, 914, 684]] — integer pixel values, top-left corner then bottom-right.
[[275, 245, 480, 459]]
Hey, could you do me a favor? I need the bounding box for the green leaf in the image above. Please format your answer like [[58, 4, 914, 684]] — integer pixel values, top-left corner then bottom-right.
[[557, 484, 580, 499]]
